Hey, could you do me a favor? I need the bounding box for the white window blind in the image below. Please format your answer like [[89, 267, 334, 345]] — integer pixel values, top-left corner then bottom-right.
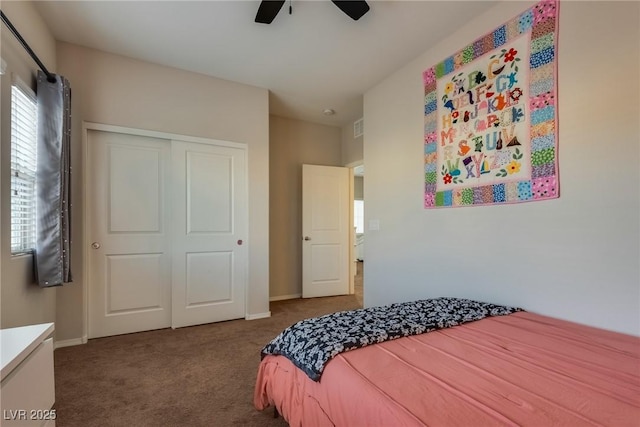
[[11, 78, 37, 254]]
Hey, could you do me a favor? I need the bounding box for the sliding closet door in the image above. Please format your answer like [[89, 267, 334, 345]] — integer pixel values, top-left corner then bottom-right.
[[87, 127, 248, 337], [171, 140, 247, 328], [87, 130, 172, 338]]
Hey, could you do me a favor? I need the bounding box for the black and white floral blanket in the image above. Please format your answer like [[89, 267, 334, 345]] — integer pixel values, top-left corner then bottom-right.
[[261, 297, 522, 381]]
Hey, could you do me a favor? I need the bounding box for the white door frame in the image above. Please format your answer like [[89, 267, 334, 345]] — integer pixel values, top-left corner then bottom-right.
[[82, 122, 249, 343]]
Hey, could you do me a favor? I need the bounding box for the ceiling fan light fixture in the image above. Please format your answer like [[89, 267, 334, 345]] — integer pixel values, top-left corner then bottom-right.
[[255, 0, 369, 24]]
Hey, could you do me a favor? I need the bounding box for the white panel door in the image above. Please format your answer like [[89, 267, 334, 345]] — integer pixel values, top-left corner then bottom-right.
[[302, 164, 350, 298], [171, 140, 247, 328], [87, 130, 172, 338]]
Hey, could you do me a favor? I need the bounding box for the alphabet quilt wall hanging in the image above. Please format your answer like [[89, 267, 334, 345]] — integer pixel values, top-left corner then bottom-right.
[[423, 0, 559, 208]]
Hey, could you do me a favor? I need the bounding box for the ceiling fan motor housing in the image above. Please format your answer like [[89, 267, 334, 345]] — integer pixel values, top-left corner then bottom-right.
[[255, 0, 370, 24]]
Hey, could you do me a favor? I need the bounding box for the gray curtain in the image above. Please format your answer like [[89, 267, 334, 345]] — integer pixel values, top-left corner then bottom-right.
[[35, 70, 72, 287]]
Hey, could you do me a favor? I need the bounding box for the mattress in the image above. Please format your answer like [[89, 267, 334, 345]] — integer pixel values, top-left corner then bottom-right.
[[254, 311, 640, 426]]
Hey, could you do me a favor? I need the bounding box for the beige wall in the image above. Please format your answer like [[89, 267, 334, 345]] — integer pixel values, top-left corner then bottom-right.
[[364, 1, 640, 335], [54, 43, 270, 341], [0, 1, 57, 329], [269, 115, 342, 299]]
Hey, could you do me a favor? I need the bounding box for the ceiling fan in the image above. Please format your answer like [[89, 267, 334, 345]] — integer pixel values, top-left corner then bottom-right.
[[255, 0, 370, 24]]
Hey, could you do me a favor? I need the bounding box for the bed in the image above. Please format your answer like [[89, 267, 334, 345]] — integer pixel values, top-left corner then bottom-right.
[[254, 297, 640, 426]]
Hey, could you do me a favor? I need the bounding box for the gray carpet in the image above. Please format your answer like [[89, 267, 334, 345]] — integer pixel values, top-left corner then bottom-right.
[[54, 264, 363, 426]]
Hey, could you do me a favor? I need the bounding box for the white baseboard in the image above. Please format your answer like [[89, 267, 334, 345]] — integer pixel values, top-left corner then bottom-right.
[[269, 293, 301, 302], [246, 311, 271, 320], [54, 337, 86, 349]]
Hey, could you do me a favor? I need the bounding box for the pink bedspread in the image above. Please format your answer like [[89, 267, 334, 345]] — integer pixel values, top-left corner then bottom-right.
[[254, 311, 640, 426]]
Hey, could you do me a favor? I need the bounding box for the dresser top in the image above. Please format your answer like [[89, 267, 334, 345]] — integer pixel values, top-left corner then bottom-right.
[[1, 323, 55, 381]]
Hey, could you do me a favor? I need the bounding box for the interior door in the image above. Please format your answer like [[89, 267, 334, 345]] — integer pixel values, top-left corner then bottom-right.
[[302, 164, 351, 298], [87, 130, 172, 338], [171, 140, 247, 328]]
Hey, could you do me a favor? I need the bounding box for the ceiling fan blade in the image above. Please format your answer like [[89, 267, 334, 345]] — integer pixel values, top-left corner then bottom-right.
[[255, 0, 286, 24], [331, 1, 370, 21]]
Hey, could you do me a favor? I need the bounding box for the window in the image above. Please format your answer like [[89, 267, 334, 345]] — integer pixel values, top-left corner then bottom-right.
[[10, 79, 37, 254], [354, 200, 364, 234]]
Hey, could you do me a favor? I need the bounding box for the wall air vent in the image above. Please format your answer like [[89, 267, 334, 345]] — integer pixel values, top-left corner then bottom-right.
[[353, 118, 364, 138]]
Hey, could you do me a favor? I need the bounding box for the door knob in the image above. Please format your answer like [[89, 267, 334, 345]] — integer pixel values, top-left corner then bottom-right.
[[304, 236, 311, 241], [237, 239, 243, 245], [91, 242, 101, 249]]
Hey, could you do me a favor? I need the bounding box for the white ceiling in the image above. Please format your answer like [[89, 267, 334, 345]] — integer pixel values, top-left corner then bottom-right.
[[33, 0, 496, 127]]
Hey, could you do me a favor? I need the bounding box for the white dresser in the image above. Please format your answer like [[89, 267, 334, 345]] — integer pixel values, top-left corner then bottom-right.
[[1, 323, 56, 426]]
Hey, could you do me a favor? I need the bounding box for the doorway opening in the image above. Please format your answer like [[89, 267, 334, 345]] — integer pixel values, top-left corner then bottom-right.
[[352, 163, 364, 307]]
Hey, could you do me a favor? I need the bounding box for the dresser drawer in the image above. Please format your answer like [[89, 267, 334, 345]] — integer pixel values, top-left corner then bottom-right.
[[1, 338, 55, 426]]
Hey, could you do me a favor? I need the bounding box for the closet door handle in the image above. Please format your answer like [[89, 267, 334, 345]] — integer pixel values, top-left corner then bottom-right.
[[304, 236, 311, 241], [91, 242, 101, 249]]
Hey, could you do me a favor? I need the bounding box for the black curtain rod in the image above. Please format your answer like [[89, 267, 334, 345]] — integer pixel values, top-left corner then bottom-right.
[[1, 10, 56, 83]]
